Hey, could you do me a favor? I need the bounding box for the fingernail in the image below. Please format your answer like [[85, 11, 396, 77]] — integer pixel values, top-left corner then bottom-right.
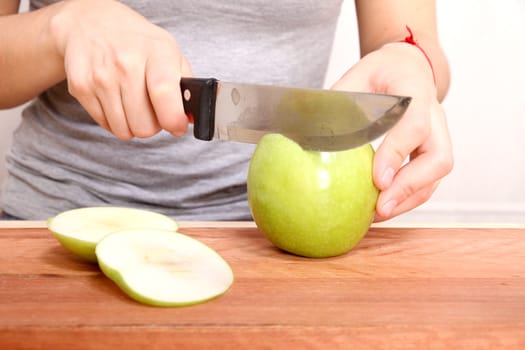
[[380, 167, 394, 188], [380, 199, 397, 218]]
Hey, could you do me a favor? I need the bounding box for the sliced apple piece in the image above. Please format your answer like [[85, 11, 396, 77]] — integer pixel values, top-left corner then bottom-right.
[[95, 229, 234, 307], [47, 207, 178, 262]]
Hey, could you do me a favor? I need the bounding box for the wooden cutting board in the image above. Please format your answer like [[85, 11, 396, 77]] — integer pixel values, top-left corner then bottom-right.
[[0, 223, 524, 349]]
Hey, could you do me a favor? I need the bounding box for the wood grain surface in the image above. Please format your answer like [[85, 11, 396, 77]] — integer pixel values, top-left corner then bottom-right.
[[0, 224, 524, 349]]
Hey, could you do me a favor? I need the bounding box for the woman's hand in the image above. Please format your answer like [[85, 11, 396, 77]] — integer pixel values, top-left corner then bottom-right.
[[49, 0, 192, 139], [332, 42, 453, 221]]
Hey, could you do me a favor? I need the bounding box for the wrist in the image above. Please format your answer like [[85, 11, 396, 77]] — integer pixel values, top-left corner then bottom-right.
[[398, 26, 436, 86], [46, 1, 72, 60], [388, 26, 450, 101], [380, 40, 438, 95]]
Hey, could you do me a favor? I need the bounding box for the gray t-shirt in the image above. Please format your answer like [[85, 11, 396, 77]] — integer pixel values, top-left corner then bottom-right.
[[1, 0, 343, 220]]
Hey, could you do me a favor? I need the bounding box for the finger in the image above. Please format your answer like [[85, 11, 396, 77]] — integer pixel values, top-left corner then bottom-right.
[[64, 48, 111, 131], [93, 71, 133, 140], [68, 47, 133, 140], [117, 54, 160, 139], [376, 141, 452, 218], [372, 94, 431, 191], [374, 181, 440, 222], [146, 51, 191, 137], [375, 108, 453, 218], [74, 91, 109, 131]]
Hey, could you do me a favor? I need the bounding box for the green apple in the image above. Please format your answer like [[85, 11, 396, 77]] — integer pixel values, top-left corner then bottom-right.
[[247, 134, 379, 258], [47, 207, 178, 262], [95, 229, 234, 307]]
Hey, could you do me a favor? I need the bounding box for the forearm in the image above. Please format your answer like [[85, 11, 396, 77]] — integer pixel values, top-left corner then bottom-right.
[[0, 3, 66, 109], [355, 0, 450, 101]]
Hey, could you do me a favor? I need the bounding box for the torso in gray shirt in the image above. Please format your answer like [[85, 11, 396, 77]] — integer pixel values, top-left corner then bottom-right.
[[1, 0, 343, 220]]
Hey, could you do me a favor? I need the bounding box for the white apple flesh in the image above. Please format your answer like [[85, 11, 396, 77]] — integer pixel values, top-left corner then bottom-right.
[[248, 134, 379, 258], [47, 207, 178, 262], [95, 229, 234, 307]]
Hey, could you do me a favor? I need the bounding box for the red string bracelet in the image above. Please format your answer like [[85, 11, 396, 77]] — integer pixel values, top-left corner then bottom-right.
[[399, 25, 437, 86]]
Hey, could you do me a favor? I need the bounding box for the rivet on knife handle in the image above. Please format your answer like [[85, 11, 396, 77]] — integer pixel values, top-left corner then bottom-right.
[[180, 77, 218, 141]]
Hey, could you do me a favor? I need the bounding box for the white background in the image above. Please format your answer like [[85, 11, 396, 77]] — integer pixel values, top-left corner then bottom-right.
[[2, 1, 524, 224]]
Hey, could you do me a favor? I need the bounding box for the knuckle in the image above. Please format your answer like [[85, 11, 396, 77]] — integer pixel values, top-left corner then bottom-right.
[[399, 182, 419, 202], [414, 186, 434, 204], [91, 68, 112, 89], [149, 81, 175, 100], [435, 152, 454, 176], [67, 78, 91, 99], [114, 51, 138, 78], [387, 145, 408, 167]]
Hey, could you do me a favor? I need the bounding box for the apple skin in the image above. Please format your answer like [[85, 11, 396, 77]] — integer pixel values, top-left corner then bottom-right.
[[51, 231, 100, 263], [247, 134, 379, 258]]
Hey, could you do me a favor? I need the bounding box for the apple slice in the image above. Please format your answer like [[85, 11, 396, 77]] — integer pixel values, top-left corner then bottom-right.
[[47, 207, 178, 262], [95, 229, 234, 307]]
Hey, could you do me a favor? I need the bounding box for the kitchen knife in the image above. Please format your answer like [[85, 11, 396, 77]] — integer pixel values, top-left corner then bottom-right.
[[180, 77, 411, 152]]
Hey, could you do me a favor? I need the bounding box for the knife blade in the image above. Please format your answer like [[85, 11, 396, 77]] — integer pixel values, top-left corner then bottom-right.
[[180, 77, 411, 152]]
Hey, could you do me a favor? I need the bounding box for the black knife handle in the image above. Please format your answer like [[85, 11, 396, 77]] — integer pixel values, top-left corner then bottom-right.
[[180, 77, 218, 141]]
